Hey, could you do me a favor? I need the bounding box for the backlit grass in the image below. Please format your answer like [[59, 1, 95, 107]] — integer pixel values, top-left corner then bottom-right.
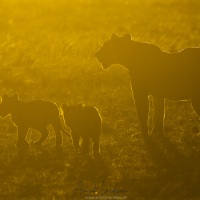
[[0, 0, 200, 199]]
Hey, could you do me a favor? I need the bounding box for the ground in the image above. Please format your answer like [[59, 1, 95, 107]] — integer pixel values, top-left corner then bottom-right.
[[0, 0, 200, 199]]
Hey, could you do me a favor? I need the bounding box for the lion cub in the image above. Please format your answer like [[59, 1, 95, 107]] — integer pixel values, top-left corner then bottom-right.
[[0, 94, 68, 149], [61, 103, 101, 155]]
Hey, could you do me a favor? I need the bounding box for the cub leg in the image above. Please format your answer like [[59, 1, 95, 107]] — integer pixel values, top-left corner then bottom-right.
[[53, 127, 63, 148], [51, 117, 63, 148], [82, 137, 90, 154], [134, 93, 149, 136], [34, 127, 49, 146], [151, 97, 164, 136], [17, 126, 29, 148], [71, 132, 79, 151], [93, 136, 100, 154]]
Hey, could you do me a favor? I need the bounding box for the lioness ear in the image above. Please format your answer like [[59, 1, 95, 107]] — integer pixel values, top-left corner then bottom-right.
[[111, 33, 118, 40], [12, 94, 19, 100], [123, 34, 132, 40]]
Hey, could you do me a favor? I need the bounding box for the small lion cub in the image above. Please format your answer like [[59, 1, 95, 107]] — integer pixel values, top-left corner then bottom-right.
[[61, 103, 101, 155]]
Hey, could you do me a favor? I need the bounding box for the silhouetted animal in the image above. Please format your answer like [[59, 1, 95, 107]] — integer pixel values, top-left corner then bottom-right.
[[0, 94, 68, 149], [95, 33, 200, 136], [61, 103, 101, 155]]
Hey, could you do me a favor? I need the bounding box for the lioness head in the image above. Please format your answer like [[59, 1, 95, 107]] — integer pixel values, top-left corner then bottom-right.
[[0, 94, 19, 118], [95, 33, 132, 69]]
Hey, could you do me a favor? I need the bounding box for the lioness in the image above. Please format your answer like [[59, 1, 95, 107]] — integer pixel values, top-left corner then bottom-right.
[[0, 94, 68, 149], [95, 33, 200, 136]]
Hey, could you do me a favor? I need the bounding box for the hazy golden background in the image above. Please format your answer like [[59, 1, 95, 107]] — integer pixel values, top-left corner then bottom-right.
[[1, 0, 199, 101], [0, 0, 200, 199]]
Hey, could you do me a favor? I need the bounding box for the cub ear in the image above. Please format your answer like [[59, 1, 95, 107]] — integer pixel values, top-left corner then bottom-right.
[[111, 33, 118, 40], [123, 34, 132, 40], [2, 94, 8, 100], [12, 94, 19, 100], [61, 103, 69, 110], [77, 102, 84, 107]]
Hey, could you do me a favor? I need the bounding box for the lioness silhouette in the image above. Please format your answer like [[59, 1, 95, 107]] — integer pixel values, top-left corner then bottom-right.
[[0, 94, 68, 149], [61, 103, 101, 155], [95, 33, 200, 136]]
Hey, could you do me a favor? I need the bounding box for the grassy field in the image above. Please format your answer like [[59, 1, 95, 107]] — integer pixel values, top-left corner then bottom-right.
[[0, 0, 200, 199]]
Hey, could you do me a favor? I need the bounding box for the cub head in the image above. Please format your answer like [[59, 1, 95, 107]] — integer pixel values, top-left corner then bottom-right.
[[61, 103, 83, 127], [61, 104, 74, 118], [0, 94, 19, 118], [95, 33, 132, 69]]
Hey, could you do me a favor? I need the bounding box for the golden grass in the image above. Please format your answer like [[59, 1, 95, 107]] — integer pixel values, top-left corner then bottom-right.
[[0, 0, 200, 199]]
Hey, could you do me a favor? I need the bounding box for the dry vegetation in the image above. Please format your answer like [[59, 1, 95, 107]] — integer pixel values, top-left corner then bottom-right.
[[0, 0, 200, 199]]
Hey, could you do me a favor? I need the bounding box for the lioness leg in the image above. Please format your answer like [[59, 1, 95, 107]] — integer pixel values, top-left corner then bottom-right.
[[191, 98, 200, 133], [191, 98, 200, 119], [151, 97, 164, 136], [17, 126, 29, 148], [134, 93, 149, 136], [34, 127, 49, 146]]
